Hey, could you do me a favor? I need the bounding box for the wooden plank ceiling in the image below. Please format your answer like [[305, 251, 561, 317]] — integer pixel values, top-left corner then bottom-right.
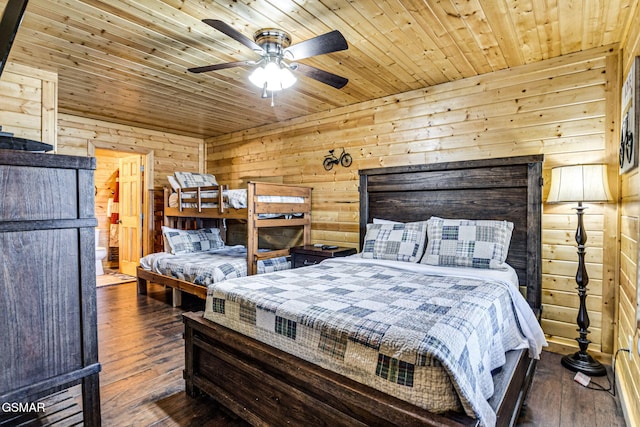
[[2, 0, 637, 139]]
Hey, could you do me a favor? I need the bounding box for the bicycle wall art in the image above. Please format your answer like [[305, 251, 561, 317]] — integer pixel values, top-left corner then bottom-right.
[[620, 56, 639, 174], [323, 148, 352, 171]]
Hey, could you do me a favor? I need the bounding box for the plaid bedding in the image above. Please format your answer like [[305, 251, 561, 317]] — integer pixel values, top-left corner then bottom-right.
[[140, 246, 290, 285], [204, 258, 537, 427], [173, 171, 218, 188], [168, 190, 304, 211]]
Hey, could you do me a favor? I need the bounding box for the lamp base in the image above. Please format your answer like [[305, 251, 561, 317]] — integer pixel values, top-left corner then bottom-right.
[[561, 351, 607, 377]]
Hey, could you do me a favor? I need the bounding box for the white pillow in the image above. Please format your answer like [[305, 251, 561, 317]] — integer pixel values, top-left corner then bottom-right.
[[420, 217, 513, 270], [167, 175, 181, 192], [373, 218, 402, 224], [361, 221, 427, 263]]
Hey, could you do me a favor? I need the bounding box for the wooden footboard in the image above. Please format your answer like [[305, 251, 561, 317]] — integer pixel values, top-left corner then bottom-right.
[[183, 312, 536, 427]]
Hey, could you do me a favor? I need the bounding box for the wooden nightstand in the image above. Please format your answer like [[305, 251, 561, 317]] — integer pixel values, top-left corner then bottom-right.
[[290, 245, 357, 268]]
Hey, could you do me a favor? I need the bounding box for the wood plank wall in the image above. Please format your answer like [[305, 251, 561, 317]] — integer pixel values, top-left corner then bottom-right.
[[205, 45, 619, 360], [56, 113, 203, 185], [55, 114, 204, 257], [0, 62, 205, 256], [0, 62, 57, 148], [616, 3, 640, 425]]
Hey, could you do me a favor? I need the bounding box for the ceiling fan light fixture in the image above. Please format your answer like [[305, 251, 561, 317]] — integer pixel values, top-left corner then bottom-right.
[[248, 65, 266, 88], [278, 66, 297, 89], [249, 59, 297, 92], [264, 61, 282, 91]]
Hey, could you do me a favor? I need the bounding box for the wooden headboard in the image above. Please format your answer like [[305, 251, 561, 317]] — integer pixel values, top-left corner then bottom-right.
[[359, 155, 543, 312]]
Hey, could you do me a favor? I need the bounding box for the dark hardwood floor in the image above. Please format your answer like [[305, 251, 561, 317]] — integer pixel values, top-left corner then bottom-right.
[[517, 352, 626, 427], [94, 282, 247, 427], [6, 282, 627, 426]]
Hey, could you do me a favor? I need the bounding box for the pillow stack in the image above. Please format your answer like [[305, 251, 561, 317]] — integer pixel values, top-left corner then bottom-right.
[[362, 216, 514, 270]]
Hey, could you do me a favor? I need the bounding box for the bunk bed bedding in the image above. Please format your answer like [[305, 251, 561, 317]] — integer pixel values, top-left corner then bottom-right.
[[140, 246, 290, 286], [203, 256, 545, 427], [168, 189, 305, 210], [167, 171, 305, 215]]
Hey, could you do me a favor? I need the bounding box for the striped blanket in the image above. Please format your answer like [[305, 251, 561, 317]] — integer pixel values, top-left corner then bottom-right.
[[204, 257, 546, 427]]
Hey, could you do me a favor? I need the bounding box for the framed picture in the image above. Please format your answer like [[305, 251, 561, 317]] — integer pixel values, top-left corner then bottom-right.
[[620, 57, 639, 174]]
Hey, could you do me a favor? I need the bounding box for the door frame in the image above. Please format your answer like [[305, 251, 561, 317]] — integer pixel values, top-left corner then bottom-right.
[[88, 143, 154, 259]]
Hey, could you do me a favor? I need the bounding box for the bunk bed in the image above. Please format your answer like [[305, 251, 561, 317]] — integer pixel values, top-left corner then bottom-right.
[[136, 180, 312, 303], [182, 155, 545, 427]]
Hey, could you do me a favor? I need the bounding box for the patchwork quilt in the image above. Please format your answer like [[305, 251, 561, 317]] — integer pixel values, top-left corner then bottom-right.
[[139, 246, 290, 285], [204, 258, 544, 427]]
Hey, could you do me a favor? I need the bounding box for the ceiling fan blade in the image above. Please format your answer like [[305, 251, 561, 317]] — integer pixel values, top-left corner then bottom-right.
[[293, 63, 348, 89], [188, 61, 252, 73], [202, 19, 264, 53], [284, 30, 348, 61]]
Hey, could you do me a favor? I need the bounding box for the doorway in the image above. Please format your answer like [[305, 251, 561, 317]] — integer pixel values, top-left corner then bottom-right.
[[94, 148, 144, 278]]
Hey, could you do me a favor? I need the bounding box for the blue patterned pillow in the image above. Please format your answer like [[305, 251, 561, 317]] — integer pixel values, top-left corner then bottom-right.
[[361, 221, 427, 263], [162, 226, 224, 254], [420, 217, 513, 269]]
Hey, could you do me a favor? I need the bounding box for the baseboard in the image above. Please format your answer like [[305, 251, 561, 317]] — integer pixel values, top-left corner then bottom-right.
[[543, 340, 612, 365], [616, 370, 636, 427]]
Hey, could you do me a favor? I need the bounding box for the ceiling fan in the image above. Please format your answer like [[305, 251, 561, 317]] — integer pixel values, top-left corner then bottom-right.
[[188, 20, 349, 101]]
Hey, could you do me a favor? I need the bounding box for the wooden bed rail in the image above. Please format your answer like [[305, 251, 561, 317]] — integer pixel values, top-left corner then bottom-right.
[[176, 185, 223, 213], [165, 182, 312, 219], [247, 181, 312, 274], [161, 181, 312, 277]]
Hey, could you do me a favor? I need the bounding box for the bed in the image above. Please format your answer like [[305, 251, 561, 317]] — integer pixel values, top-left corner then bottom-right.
[[136, 179, 312, 303], [138, 245, 292, 305], [182, 155, 545, 426]]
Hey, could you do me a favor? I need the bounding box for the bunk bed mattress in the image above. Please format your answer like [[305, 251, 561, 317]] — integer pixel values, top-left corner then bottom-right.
[[140, 246, 290, 285], [203, 257, 545, 427], [168, 189, 304, 209]]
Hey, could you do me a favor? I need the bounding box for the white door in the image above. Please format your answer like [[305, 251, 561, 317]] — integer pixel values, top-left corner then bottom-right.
[[118, 155, 142, 276]]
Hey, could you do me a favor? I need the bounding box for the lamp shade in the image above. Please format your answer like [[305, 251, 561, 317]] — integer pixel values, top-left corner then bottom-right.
[[547, 164, 613, 203]]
